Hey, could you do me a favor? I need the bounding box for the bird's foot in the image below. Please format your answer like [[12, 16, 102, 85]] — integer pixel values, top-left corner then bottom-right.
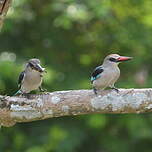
[[39, 87, 47, 92], [93, 88, 98, 95], [111, 87, 119, 93], [39, 87, 49, 95], [38, 87, 49, 95], [21, 93, 31, 99], [39, 92, 50, 95]]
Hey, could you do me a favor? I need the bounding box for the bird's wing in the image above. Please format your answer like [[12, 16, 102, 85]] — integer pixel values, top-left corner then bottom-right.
[[91, 66, 104, 83], [18, 71, 25, 89]]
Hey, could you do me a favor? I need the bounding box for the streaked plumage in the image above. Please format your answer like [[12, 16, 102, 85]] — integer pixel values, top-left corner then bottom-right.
[[91, 54, 132, 94], [18, 71, 25, 89]]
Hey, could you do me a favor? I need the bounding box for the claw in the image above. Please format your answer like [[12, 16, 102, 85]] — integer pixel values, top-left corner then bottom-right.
[[21, 93, 31, 99], [39, 86, 47, 92], [93, 87, 98, 95], [110, 87, 119, 93]]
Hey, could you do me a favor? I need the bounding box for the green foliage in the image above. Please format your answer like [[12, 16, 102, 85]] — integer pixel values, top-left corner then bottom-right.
[[0, 0, 152, 151]]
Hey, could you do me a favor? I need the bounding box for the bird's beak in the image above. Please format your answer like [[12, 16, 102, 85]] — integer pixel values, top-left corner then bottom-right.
[[117, 56, 133, 62], [35, 64, 45, 73]]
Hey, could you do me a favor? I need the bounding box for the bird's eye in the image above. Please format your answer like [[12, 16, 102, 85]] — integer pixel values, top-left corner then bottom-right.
[[109, 57, 117, 62], [29, 63, 34, 69]]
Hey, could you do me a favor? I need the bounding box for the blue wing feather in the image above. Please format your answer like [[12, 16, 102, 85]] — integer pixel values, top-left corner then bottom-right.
[[91, 66, 103, 83]]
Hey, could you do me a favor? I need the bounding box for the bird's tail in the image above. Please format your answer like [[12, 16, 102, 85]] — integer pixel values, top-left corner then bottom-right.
[[13, 90, 22, 96]]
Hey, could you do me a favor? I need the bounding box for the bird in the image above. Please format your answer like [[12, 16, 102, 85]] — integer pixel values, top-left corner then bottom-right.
[[91, 54, 132, 94], [14, 58, 46, 96]]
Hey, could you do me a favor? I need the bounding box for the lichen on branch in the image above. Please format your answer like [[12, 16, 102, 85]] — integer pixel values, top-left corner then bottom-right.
[[0, 89, 152, 127]]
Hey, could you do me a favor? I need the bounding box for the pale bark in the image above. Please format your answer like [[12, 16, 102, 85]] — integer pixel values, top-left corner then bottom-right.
[[0, 89, 152, 127], [0, 0, 12, 29]]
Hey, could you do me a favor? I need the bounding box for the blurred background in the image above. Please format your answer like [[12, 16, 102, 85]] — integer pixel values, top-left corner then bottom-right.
[[1, 0, 152, 151]]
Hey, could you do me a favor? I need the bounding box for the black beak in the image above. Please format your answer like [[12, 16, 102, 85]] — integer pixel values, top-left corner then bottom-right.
[[34, 64, 45, 72]]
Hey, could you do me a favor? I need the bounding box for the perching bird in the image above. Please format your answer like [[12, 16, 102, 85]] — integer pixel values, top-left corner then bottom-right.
[[14, 58, 46, 95], [91, 54, 132, 94]]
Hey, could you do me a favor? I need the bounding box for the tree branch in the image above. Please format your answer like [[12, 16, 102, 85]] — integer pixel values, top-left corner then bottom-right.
[[0, 89, 152, 127], [0, 0, 12, 29]]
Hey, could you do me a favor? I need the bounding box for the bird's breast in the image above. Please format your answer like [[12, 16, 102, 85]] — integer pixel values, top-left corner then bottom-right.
[[25, 71, 42, 83], [92, 66, 120, 89]]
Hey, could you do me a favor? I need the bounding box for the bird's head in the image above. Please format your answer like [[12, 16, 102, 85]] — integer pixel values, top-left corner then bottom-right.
[[27, 58, 46, 73], [103, 54, 132, 65]]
